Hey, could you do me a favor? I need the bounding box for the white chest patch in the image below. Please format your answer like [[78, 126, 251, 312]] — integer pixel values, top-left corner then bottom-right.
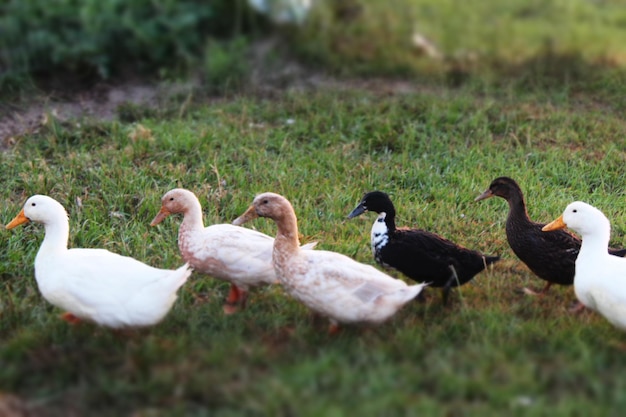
[[370, 213, 389, 261]]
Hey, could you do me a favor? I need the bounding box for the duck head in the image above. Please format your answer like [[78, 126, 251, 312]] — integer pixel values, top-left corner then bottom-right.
[[233, 192, 293, 225], [151, 188, 199, 226], [348, 191, 395, 219], [6, 195, 67, 229], [542, 201, 610, 238], [475, 177, 523, 202]]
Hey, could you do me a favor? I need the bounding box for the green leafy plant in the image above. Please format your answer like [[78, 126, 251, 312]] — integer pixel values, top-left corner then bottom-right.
[[0, 0, 254, 90]]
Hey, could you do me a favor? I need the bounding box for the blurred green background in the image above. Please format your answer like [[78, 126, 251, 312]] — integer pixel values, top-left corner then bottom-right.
[[2, 0, 626, 95]]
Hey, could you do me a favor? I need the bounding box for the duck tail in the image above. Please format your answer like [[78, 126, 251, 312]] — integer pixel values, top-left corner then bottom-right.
[[168, 263, 193, 292], [301, 241, 318, 250], [484, 255, 500, 266], [609, 248, 626, 257], [405, 282, 429, 301], [379, 282, 429, 306]]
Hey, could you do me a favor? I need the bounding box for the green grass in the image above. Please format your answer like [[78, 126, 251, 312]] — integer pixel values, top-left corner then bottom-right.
[[3, 84, 626, 416]]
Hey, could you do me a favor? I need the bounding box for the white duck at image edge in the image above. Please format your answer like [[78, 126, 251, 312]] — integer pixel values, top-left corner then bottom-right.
[[6, 195, 191, 328], [150, 188, 316, 314], [232, 192, 428, 333], [543, 201, 626, 331]]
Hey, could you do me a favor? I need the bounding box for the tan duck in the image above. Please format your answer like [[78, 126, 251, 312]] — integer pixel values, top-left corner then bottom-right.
[[151, 188, 316, 313], [233, 192, 428, 333]]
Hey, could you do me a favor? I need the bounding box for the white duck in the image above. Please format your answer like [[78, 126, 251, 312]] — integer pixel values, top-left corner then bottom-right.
[[150, 188, 316, 314], [232, 192, 428, 333], [543, 201, 626, 330], [6, 195, 191, 328]]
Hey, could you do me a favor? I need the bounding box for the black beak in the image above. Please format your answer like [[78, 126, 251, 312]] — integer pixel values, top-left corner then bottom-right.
[[474, 189, 494, 202], [347, 202, 367, 219]]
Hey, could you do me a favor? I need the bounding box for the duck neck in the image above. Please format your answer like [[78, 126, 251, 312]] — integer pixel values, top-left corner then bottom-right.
[[506, 192, 532, 224], [180, 199, 205, 235], [379, 208, 396, 233], [38, 220, 69, 258], [578, 228, 611, 260], [381, 205, 397, 233], [371, 212, 391, 261], [273, 211, 301, 267]]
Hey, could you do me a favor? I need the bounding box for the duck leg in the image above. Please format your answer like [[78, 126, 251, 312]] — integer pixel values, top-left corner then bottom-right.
[[239, 288, 249, 309], [522, 282, 552, 296], [328, 320, 341, 335], [568, 301, 586, 314], [60, 312, 81, 324], [442, 265, 460, 305], [540, 282, 553, 294], [223, 284, 243, 315]]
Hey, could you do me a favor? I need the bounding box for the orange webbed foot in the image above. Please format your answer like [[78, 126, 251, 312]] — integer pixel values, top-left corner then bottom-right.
[[223, 284, 248, 315], [60, 312, 81, 324], [223, 303, 240, 315], [328, 322, 341, 335]]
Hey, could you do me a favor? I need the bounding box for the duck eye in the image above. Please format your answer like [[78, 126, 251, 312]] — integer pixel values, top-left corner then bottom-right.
[[573, 209, 577, 213], [262, 199, 268, 204], [169, 197, 174, 201], [31, 203, 36, 207]]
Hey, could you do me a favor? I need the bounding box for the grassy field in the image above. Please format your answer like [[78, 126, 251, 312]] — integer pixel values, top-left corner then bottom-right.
[[2, 80, 626, 415]]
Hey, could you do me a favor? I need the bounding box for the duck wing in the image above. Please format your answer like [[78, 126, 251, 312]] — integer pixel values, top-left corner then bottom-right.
[[182, 224, 275, 283], [281, 250, 425, 323], [507, 221, 579, 285], [578, 256, 626, 328], [37, 248, 189, 326], [377, 228, 494, 286], [300, 250, 413, 298]]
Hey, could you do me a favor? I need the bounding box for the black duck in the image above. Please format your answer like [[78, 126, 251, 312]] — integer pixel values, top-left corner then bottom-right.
[[348, 191, 500, 304]]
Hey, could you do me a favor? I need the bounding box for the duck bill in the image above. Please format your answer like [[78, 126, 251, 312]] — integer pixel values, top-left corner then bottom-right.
[[347, 203, 366, 219], [6, 209, 30, 229], [232, 205, 258, 226], [150, 207, 171, 226], [474, 189, 494, 202], [542, 216, 566, 232]]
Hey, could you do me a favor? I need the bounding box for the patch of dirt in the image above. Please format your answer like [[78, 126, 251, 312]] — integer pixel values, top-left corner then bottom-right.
[[0, 73, 439, 152], [0, 38, 437, 151], [0, 81, 180, 150]]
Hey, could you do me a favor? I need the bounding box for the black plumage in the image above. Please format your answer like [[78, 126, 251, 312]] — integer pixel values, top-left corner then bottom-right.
[[348, 191, 500, 304], [475, 176, 626, 294]]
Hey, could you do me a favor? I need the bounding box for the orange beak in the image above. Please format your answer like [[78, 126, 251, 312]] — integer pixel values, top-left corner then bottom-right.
[[6, 209, 30, 229], [150, 207, 171, 226], [232, 205, 258, 226], [542, 215, 566, 232]]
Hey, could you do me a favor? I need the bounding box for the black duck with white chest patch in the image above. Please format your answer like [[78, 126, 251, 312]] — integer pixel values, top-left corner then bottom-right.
[[348, 191, 500, 304]]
